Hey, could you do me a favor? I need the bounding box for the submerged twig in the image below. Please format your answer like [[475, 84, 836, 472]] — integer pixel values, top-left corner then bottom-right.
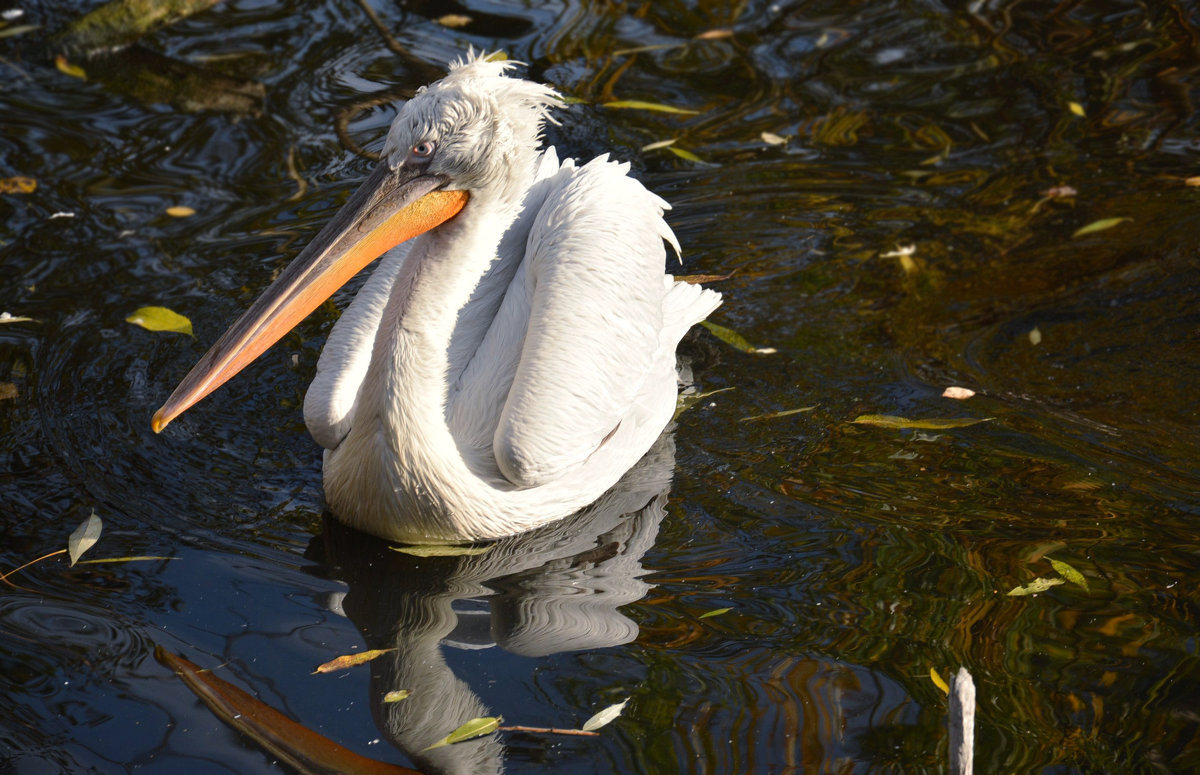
[[497, 725, 600, 738]]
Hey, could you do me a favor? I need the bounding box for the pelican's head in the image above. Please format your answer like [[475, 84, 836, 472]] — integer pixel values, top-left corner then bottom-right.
[[380, 53, 562, 202], [151, 53, 559, 432]]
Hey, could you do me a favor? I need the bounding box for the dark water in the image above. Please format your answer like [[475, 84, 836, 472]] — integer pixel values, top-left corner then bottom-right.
[[3, 0, 1199, 772]]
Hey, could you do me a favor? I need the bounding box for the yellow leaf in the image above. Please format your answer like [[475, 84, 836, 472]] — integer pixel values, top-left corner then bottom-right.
[[1007, 577, 1065, 596], [601, 100, 700, 115], [424, 716, 502, 750], [930, 667, 949, 695], [383, 689, 411, 703], [126, 306, 194, 336], [850, 415, 992, 430], [390, 544, 493, 557], [166, 206, 196, 217], [701, 320, 776, 354], [55, 55, 87, 80], [435, 14, 471, 27], [760, 131, 788, 146], [0, 176, 36, 194], [667, 146, 706, 163], [68, 511, 102, 567], [1028, 326, 1042, 345], [694, 28, 733, 40], [313, 648, 394, 674], [1047, 557, 1088, 591], [641, 138, 677, 151], [1072, 217, 1130, 238], [698, 607, 731, 619], [1068, 101, 1086, 117]]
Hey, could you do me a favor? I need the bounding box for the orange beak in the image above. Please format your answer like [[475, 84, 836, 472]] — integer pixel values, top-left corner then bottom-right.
[[152, 165, 468, 433]]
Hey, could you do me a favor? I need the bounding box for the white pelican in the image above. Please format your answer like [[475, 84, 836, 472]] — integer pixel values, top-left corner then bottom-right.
[[153, 52, 721, 544]]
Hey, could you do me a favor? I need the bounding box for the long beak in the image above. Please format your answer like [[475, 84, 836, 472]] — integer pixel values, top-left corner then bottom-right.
[[152, 165, 468, 433]]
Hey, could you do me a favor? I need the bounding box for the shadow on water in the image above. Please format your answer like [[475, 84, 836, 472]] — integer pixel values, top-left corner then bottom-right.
[[3, 0, 1200, 773]]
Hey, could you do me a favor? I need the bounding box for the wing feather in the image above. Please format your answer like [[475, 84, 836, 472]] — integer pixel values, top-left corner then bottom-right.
[[492, 157, 676, 487]]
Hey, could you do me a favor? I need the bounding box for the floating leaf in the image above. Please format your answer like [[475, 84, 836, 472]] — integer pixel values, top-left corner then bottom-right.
[[313, 648, 394, 674], [0, 383, 17, 401], [667, 146, 706, 163], [1007, 577, 1065, 596], [1047, 557, 1088, 591], [435, 13, 471, 27], [424, 716, 502, 750], [941, 386, 975, 400], [760, 131, 788, 146], [390, 544, 493, 557], [68, 511, 102, 567], [166, 205, 196, 217], [0, 176, 36, 194], [126, 306, 194, 336], [0, 23, 39, 40], [601, 100, 699, 115], [740, 406, 816, 423], [1186, 176, 1200, 187], [851, 415, 992, 430], [698, 607, 731, 619], [581, 698, 629, 732], [0, 312, 37, 323], [1028, 326, 1042, 345], [674, 386, 734, 418], [55, 55, 87, 80], [1068, 101, 1086, 117], [675, 272, 731, 284], [641, 138, 677, 151], [484, 51, 508, 62], [694, 28, 733, 40], [383, 690, 411, 703], [1072, 217, 1130, 238], [930, 667, 949, 695], [701, 320, 775, 354]]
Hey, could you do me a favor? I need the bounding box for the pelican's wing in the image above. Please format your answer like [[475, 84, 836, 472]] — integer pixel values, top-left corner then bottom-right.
[[490, 156, 683, 487], [303, 245, 411, 450]]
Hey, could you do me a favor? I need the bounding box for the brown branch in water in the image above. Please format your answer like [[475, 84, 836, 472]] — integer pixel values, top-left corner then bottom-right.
[[285, 144, 308, 202], [498, 725, 600, 738]]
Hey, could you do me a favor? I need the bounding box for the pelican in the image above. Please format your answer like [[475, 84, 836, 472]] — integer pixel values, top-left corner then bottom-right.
[[152, 52, 721, 544]]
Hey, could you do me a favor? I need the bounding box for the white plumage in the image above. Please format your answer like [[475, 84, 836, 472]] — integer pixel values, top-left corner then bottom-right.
[[154, 52, 721, 543]]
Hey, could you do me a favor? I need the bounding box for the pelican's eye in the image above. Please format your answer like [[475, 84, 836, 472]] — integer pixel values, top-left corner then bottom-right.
[[410, 140, 436, 159]]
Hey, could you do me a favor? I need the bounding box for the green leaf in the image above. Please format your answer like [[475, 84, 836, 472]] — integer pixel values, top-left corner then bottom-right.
[[126, 306, 194, 336], [581, 698, 629, 732], [1007, 577, 1065, 596], [383, 689, 411, 703], [700, 320, 776, 354], [0, 24, 40, 40], [1072, 217, 1130, 238], [851, 414, 992, 430], [641, 138, 677, 151], [68, 511, 102, 567], [424, 716, 502, 750], [930, 667, 949, 695], [601, 100, 700, 115], [698, 607, 731, 619], [1047, 557, 1088, 591], [390, 544, 493, 557]]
